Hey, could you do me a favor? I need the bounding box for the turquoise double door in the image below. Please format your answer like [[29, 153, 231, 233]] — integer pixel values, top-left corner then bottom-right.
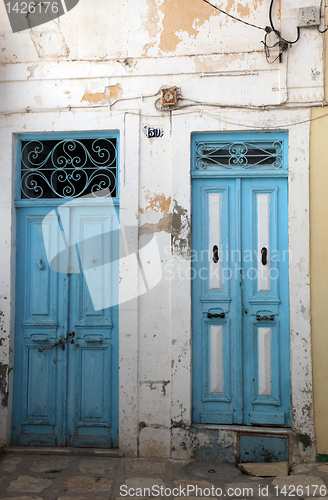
[[192, 134, 291, 426], [12, 202, 119, 447]]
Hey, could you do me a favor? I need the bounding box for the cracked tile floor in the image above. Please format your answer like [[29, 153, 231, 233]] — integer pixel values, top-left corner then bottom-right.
[[1, 451, 328, 500]]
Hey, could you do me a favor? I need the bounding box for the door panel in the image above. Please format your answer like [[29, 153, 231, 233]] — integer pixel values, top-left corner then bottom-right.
[[66, 206, 118, 447], [241, 178, 290, 425], [192, 176, 290, 426], [13, 207, 64, 446], [192, 179, 242, 425], [12, 204, 118, 447]]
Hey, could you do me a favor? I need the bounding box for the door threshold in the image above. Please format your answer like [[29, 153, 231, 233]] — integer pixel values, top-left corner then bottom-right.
[[4, 446, 122, 457], [192, 424, 293, 435]]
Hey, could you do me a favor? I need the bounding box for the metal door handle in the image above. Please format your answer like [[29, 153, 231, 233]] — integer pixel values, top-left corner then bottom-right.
[[256, 315, 274, 321], [207, 312, 225, 319], [212, 245, 219, 263], [37, 259, 44, 270], [38, 337, 65, 352], [261, 247, 268, 266]]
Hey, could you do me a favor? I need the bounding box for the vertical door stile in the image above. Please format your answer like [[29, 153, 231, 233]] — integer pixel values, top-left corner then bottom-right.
[[235, 178, 243, 424], [56, 205, 70, 446]]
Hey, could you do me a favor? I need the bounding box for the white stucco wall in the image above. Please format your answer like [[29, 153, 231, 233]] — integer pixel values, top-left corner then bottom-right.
[[0, 0, 325, 461]]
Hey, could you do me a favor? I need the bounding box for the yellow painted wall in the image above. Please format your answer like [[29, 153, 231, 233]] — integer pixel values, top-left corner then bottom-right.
[[310, 104, 328, 454]]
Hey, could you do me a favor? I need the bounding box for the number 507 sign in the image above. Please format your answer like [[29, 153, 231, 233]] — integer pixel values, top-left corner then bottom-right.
[[4, 0, 79, 33]]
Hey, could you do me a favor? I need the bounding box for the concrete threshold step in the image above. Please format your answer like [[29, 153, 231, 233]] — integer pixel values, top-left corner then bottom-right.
[[3, 446, 122, 457]]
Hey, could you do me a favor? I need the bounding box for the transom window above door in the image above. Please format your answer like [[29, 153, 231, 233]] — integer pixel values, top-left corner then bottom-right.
[[19, 136, 118, 199], [192, 135, 288, 175]]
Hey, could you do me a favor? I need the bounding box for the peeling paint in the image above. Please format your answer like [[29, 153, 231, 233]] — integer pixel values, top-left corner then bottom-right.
[[297, 433, 312, 449], [190, 427, 237, 463], [236, 3, 251, 17], [145, 0, 264, 53], [161, 380, 170, 396], [140, 193, 171, 214], [150, 0, 219, 53], [139, 213, 171, 236], [171, 200, 191, 259], [0, 362, 9, 407], [81, 84, 122, 104], [27, 65, 36, 79], [117, 57, 136, 71]]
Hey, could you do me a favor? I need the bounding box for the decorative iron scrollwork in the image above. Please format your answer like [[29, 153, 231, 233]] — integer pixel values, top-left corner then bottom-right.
[[195, 141, 284, 170], [20, 138, 118, 199]]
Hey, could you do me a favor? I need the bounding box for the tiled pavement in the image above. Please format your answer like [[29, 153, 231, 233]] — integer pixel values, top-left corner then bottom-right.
[[1, 450, 328, 500]]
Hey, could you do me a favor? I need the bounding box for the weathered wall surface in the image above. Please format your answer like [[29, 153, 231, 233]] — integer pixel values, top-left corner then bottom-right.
[[0, 0, 325, 460]]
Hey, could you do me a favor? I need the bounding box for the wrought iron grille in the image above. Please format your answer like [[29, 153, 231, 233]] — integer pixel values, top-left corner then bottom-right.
[[20, 137, 118, 199], [195, 141, 284, 170]]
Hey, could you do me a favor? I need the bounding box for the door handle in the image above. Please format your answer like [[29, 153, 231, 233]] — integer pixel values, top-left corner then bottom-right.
[[256, 315, 274, 321], [207, 312, 225, 319], [212, 245, 219, 263], [261, 247, 268, 266], [38, 337, 65, 352], [37, 259, 44, 270]]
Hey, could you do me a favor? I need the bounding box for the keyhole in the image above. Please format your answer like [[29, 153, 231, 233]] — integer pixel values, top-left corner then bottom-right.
[[261, 247, 268, 266], [213, 245, 219, 263]]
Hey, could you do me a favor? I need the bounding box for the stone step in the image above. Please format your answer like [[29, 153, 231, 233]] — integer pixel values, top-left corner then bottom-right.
[[238, 462, 290, 477]]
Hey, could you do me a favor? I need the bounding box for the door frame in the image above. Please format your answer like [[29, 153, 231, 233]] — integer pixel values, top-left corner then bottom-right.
[[13, 130, 120, 447], [169, 115, 315, 461], [7, 115, 141, 455]]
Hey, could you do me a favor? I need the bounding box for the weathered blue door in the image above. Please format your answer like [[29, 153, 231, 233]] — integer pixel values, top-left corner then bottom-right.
[[12, 134, 119, 447], [192, 132, 291, 426]]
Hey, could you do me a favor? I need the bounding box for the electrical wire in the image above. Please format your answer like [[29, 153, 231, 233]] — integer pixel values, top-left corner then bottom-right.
[[318, 0, 328, 33], [201, 0, 300, 64], [2, 104, 328, 132], [198, 109, 325, 130], [261, 32, 285, 64], [260, 0, 300, 64], [130, 108, 328, 131], [269, 0, 300, 44], [201, 0, 270, 32]]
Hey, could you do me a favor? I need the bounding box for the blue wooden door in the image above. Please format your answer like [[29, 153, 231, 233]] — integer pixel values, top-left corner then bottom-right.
[[192, 133, 291, 426], [12, 203, 119, 447]]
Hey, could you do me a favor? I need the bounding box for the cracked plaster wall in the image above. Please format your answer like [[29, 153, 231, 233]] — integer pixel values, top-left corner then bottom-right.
[[0, 0, 323, 460]]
